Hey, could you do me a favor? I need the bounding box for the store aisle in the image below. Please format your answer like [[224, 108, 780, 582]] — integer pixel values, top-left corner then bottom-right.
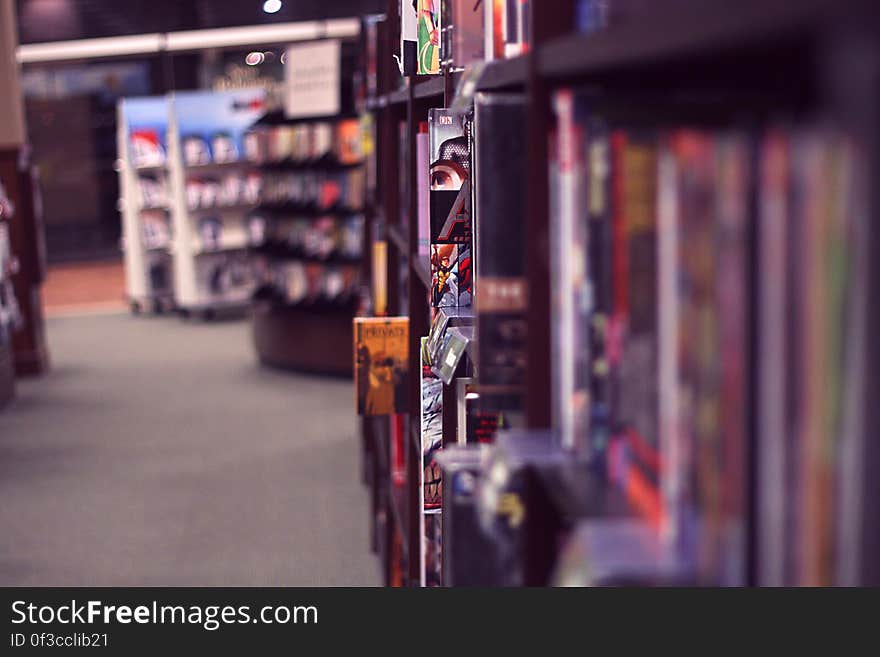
[[0, 312, 379, 586]]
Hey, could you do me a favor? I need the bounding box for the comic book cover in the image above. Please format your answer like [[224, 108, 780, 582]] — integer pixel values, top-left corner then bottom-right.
[[429, 109, 470, 244], [335, 119, 362, 165], [354, 317, 409, 416], [419, 337, 443, 586], [130, 128, 166, 168], [417, 1, 442, 74], [420, 337, 444, 509], [400, 1, 419, 76], [430, 243, 458, 307], [429, 108, 472, 307], [402, 1, 441, 76]]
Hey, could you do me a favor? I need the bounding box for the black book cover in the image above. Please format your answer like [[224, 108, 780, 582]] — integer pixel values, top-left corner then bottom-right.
[[474, 93, 527, 411]]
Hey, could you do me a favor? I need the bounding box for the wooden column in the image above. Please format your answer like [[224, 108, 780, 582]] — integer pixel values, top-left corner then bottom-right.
[[0, 0, 49, 377], [524, 1, 576, 428]]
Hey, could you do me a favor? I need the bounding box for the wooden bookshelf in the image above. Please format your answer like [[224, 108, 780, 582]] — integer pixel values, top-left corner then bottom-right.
[[360, 0, 880, 587]]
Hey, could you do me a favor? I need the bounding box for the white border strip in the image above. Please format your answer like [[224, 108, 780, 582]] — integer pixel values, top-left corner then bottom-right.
[[18, 33, 163, 63], [17, 19, 360, 64]]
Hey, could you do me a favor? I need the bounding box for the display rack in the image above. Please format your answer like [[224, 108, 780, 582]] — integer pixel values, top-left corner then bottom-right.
[[120, 90, 268, 318], [118, 96, 175, 314], [0, 178, 19, 407], [248, 113, 366, 375], [247, 38, 367, 375], [359, 0, 880, 587], [166, 90, 266, 319]]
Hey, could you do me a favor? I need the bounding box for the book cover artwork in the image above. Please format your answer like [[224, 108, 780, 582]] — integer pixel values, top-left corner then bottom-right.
[[417, 1, 442, 75], [354, 317, 409, 416], [429, 109, 472, 307], [402, 1, 441, 75], [420, 337, 444, 510]]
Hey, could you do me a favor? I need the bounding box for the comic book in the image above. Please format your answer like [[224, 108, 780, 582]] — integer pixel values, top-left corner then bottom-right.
[[419, 336, 443, 586], [429, 108, 472, 307], [354, 317, 409, 416], [402, 1, 441, 76]]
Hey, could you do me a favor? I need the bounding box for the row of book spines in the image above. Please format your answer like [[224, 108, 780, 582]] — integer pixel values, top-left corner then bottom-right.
[[554, 98, 863, 583]]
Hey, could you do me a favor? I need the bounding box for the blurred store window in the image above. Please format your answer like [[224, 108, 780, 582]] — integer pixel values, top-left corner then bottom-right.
[[22, 62, 152, 263]]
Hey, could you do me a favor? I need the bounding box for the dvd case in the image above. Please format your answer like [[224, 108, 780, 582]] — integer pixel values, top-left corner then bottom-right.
[[474, 93, 527, 411]]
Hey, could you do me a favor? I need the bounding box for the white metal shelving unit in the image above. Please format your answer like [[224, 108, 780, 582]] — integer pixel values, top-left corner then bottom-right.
[[118, 97, 175, 314], [165, 90, 265, 319]]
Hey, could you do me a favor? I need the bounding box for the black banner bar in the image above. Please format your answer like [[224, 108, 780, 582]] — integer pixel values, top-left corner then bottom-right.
[[0, 588, 872, 652]]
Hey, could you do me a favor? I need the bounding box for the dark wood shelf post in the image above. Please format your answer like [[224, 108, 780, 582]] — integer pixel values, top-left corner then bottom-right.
[[524, 0, 577, 429]]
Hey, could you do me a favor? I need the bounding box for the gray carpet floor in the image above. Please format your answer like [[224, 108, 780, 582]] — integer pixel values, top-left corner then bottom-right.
[[0, 312, 379, 586]]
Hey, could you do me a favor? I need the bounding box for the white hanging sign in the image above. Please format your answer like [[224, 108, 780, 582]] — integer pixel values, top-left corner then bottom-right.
[[284, 39, 341, 118]]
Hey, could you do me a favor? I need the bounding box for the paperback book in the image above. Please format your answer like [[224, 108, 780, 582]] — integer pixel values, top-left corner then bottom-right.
[[354, 317, 409, 416]]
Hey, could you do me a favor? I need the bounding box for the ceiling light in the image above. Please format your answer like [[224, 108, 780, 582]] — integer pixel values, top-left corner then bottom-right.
[[245, 51, 265, 65], [263, 0, 282, 13]]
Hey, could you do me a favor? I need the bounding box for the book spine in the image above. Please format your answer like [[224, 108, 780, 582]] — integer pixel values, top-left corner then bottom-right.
[[586, 117, 613, 470], [550, 89, 591, 452], [756, 130, 787, 586], [416, 124, 431, 257], [474, 93, 527, 413]]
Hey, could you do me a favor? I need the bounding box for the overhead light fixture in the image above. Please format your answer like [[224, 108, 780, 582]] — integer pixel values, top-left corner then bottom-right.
[[245, 51, 265, 65], [263, 0, 282, 13], [17, 19, 361, 63]]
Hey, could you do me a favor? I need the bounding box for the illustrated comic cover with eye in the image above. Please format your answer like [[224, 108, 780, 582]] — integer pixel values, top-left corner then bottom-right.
[[429, 108, 472, 307]]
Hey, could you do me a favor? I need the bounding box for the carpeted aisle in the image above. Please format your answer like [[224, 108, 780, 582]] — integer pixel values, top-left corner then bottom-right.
[[0, 312, 379, 586]]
